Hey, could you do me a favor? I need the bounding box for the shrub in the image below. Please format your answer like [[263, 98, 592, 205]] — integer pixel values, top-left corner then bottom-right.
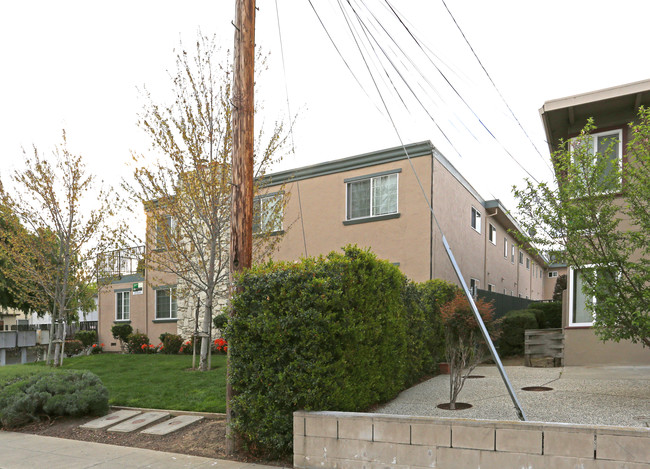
[[0, 371, 108, 428], [228, 245, 408, 458], [213, 313, 228, 331], [529, 302, 562, 329], [498, 310, 538, 356], [441, 291, 497, 409], [91, 343, 104, 354], [75, 330, 97, 347], [63, 339, 84, 357], [403, 279, 458, 386], [212, 338, 227, 354], [162, 334, 183, 354], [126, 332, 150, 354], [159, 332, 171, 344], [179, 338, 194, 354], [111, 323, 133, 351]]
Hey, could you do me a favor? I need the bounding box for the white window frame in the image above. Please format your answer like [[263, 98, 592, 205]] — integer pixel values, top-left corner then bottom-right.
[[115, 291, 130, 321], [519, 251, 524, 265], [511, 245, 515, 263], [567, 266, 595, 327], [345, 172, 399, 221], [503, 288, 507, 295], [548, 271, 558, 278], [570, 128, 623, 192], [526, 257, 530, 270], [470, 207, 482, 234], [254, 193, 283, 234], [489, 223, 497, 245], [155, 287, 178, 320], [488, 283, 495, 292], [469, 278, 480, 296], [503, 238, 508, 258]]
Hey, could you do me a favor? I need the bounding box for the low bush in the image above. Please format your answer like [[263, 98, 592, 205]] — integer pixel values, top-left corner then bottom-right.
[[91, 343, 104, 354], [212, 338, 227, 354], [111, 323, 133, 351], [0, 371, 108, 428], [529, 302, 562, 329], [498, 310, 538, 356], [213, 314, 228, 331], [162, 334, 183, 354], [179, 338, 194, 354], [228, 245, 409, 458], [64, 339, 84, 357], [75, 330, 97, 348], [126, 332, 150, 354]]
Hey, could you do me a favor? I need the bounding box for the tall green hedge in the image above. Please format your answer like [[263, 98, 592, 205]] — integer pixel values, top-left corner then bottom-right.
[[497, 310, 538, 356], [528, 301, 562, 329], [229, 246, 452, 457], [403, 279, 458, 386]]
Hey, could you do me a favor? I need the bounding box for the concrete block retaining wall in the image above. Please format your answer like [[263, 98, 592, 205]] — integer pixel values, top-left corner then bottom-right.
[[294, 411, 650, 468]]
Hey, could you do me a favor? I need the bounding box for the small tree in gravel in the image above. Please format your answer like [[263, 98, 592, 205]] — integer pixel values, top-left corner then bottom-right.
[[440, 291, 497, 409]]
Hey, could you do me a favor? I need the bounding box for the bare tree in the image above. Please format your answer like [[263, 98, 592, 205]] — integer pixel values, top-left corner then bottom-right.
[[1, 131, 125, 366], [124, 35, 291, 371]]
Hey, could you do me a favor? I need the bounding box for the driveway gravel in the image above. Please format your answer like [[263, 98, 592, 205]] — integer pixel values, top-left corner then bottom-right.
[[374, 365, 650, 428]]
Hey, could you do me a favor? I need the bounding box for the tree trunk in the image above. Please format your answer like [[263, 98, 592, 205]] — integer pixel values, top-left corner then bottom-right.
[[199, 297, 213, 371]]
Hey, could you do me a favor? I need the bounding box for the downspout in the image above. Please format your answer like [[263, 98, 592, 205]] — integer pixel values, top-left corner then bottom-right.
[[430, 153, 434, 280], [484, 208, 498, 290]]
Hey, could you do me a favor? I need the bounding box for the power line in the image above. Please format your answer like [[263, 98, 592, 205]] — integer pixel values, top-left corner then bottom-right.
[[438, 0, 553, 176], [274, 0, 296, 154]]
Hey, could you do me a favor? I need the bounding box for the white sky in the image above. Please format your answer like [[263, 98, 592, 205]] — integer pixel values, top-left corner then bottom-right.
[[1, 0, 649, 240]]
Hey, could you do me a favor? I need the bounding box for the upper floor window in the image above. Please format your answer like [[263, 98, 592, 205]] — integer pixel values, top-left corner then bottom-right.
[[570, 129, 622, 191], [346, 173, 398, 221], [526, 258, 530, 270], [519, 251, 524, 264], [570, 269, 594, 326], [116, 291, 130, 321], [254, 193, 283, 234], [548, 271, 558, 278], [511, 245, 515, 263], [503, 238, 508, 258], [155, 287, 177, 320], [470, 207, 481, 233], [489, 224, 497, 244], [156, 215, 175, 250]]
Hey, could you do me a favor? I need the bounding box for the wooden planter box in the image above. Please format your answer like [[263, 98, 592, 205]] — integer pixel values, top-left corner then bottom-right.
[[524, 328, 564, 367]]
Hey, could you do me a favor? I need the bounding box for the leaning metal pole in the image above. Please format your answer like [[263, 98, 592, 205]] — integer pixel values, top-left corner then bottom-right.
[[441, 235, 527, 421]]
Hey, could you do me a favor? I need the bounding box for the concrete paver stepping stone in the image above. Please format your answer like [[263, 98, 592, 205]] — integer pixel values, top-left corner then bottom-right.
[[80, 410, 142, 429], [141, 415, 204, 435], [107, 411, 169, 432]]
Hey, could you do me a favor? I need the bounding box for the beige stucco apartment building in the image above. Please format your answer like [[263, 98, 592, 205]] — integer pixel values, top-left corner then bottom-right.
[[540, 78, 650, 365], [262, 141, 554, 300], [97, 141, 563, 350]]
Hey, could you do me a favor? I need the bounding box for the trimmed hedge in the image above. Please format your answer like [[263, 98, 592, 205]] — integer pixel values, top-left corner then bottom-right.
[[498, 310, 538, 356], [229, 246, 428, 457], [0, 371, 108, 428], [529, 302, 562, 329], [162, 334, 183, 355], [403, 279, 458, 386], [75, 330, 97, 347]]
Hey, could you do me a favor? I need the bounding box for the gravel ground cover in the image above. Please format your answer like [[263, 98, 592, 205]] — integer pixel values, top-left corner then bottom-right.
[[374, 365, 650, 428]]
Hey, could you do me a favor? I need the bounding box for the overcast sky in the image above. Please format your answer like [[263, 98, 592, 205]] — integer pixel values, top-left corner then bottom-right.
[[1, 1, 649, 238]]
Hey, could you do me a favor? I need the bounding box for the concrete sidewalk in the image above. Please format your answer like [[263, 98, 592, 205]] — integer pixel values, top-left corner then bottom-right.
[[375, 365, 650, 427], [0, 431, 287, 469]]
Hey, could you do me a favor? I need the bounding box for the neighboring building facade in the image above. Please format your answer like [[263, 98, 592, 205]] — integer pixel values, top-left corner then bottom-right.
[[262, 141, 554, 300], [97, 247, 179, 352], [540, 78, 650, 365]]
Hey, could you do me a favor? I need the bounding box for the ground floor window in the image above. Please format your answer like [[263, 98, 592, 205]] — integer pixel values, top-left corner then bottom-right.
[[116, 291, 130, 321], [155, 287, 177, 319], [570, 269, 595, 326]]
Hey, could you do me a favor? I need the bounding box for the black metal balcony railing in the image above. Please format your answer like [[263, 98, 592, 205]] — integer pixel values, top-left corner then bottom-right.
[[97, 245, 145, 280]]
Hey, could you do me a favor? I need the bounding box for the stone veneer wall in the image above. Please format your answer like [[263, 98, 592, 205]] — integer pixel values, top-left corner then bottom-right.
[[294, 411, 650, 469]]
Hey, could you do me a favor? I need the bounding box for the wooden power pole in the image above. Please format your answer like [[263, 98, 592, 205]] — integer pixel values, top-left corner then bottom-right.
[[227, 0, 256, 456]]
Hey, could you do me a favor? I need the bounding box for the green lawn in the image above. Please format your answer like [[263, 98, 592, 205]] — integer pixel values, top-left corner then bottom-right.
[[0, 353, 228, 413]]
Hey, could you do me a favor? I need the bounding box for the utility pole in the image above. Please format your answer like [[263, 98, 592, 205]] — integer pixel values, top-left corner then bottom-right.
[[227, 0, 256, 456]]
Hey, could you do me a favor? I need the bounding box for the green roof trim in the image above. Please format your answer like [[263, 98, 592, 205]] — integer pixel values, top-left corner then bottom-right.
[[262, 141, 434, 186]]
